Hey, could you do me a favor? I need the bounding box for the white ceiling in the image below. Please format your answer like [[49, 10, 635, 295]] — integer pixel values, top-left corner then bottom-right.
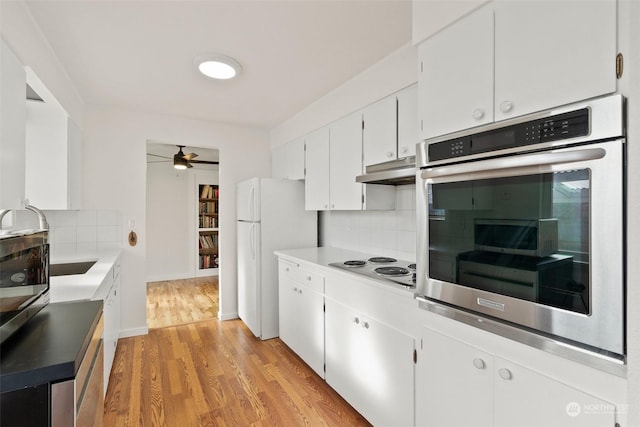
[[24, 0, 413, 129]]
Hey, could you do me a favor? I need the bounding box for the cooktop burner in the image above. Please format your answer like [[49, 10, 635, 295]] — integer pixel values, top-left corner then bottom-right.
[[368, 257, 397, 264], [329, 256, 416, 289], [374, 266, 411, 276], [343, 260, 366, 267]]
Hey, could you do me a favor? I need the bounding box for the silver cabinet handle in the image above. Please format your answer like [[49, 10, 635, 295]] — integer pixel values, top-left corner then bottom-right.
[[363, 322, 370, 329], [498, 368, 513, 380], [354, 317, 360, 324], [473, 358, 486, 370]]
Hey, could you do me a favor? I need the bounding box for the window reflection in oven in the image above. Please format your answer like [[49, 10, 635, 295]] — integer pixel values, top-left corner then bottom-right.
[[427, 169, 590, 314]]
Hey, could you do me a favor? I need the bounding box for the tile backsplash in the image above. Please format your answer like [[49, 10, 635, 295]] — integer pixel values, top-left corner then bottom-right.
[[13, 209, 123, 259], [319, 185, 417, 261]]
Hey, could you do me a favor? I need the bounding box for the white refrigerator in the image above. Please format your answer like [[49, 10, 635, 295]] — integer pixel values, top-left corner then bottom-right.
[[236, 178, 317, 339]]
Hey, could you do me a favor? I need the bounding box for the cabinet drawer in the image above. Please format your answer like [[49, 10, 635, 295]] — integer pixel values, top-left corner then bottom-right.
[[278, 260, 324, 293]]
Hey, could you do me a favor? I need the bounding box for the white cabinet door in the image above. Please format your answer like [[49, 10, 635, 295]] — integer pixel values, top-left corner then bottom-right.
[[494, 0, 616, 121], [494, 358, 616, 427], [293, 280, 324, 377], [273, 138, 306, 180], [0, 40, 27, 211], [417, 327, 493, 427], [103, 274, 120, 395], [397, 84, 419, 158], [325, 298, 414, 427], [362, 95, 397, 167], [278, 260, 325, 377], [278, 262, 300, 352], [304, 127, 330, 210], [419, 5, 494, 139], [329, 112, 363, 210]]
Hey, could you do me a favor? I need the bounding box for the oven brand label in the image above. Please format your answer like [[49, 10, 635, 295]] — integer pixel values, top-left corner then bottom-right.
[[477, 298, 505, 311]]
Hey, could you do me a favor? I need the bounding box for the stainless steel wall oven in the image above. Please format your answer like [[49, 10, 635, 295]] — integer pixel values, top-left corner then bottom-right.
[[416, 95, 626, 371]]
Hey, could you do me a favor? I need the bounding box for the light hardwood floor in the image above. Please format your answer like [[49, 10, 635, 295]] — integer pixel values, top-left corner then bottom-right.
[[104, 277, 370, 426], [146, 277, 219, 329]]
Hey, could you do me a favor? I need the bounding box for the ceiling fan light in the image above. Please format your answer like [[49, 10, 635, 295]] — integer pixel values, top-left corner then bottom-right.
[[194, 54, 241, 80], [174, 153, 188, 169]]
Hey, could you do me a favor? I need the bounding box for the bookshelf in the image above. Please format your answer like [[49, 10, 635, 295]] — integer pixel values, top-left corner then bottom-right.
[[198, 184, 219, 274]]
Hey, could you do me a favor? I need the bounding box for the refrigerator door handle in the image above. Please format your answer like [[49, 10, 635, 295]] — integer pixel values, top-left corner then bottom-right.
[[250, 223, 256, 260], [249, 186, 256, 220]]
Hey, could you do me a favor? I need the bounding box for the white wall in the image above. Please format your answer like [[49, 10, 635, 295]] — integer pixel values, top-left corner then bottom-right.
[[270, 42, 418, 148], [320, 185, 417, 261], [0, 1, 84, 126], [146, 162, 219, 282], [82, 106, 270, 336]]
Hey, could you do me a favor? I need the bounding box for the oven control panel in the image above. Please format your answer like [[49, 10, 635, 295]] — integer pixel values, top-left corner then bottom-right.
[[429, 108, 589, 162]]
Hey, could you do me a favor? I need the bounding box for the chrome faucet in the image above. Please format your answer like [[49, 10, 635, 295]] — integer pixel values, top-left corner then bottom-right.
[[0, 209, 11, 230], [23, 201, 49, 230]]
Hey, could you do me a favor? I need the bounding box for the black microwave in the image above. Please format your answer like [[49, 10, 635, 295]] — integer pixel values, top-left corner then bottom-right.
[[0, 231, 50, 344]]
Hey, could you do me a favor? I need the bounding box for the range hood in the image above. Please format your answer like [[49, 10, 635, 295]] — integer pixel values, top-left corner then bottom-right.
[[356, 156, 417, 185]]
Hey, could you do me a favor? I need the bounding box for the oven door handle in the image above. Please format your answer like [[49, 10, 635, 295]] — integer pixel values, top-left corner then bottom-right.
[[421, 146, 607, 181]]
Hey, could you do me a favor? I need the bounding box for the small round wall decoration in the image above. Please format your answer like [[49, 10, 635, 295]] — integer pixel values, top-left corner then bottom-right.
[[128, 230, 138, 246]]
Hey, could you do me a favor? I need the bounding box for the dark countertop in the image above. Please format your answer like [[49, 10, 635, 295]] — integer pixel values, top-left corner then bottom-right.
[[0, 300, 103, 393]]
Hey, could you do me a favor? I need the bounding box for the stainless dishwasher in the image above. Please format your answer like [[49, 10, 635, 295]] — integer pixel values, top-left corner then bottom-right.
[[51, 313, 104, 427]]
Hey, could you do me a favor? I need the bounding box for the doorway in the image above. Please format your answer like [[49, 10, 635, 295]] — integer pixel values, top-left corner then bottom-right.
[[145, 141, 220, 328]]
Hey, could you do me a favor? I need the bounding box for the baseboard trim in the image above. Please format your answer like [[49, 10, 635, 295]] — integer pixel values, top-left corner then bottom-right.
[[118, 326, 149, 338], [218, 311, 238, 321]]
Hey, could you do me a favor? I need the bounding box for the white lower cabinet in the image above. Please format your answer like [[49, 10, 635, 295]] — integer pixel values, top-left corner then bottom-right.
[[103, 272, 120, 394], [325, 297, 415, 427], [417, 327, 617, 427], [277, 260, 325, 377]]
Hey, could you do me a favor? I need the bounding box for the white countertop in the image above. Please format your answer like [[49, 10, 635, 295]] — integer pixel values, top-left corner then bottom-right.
[[49, 249, 122, 303], [275, 246, 417, 297]]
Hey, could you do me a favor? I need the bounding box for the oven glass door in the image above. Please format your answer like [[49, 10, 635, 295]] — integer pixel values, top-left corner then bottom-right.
[[418, 139, 624, 356], [0, 244, 49, 328], [429, 169, 589, 314]]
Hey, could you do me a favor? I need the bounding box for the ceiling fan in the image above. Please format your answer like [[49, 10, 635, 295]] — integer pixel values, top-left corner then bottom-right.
[[147, 145, 219, 169]]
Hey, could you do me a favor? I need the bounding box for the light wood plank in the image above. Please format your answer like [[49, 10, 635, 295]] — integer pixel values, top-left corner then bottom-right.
[[105, 319, 370, 426], [146, 277, 219, 329]]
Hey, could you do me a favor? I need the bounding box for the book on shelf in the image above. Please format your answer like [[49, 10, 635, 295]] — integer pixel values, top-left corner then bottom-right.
[[198, 214, 217, 228], [200, 184, 218, 199], [199, 201, 218, 214], [198, 233, 217, 249], [199, 255, 219, 269]]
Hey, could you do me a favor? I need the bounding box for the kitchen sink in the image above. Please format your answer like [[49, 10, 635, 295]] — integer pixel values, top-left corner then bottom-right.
[[50, 261, 97, 276]]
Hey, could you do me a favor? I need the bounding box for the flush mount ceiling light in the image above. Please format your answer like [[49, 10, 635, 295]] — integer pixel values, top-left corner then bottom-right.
[[194, 54, 242, 80]]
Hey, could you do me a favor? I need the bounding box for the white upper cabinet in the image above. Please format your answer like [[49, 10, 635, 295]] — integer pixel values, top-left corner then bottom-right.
[[363, 84, 419, 166], [362, 94, 397, 167], [419, 0, 617, 139], [304, 112, 394, 211], [412, 0, 489, 45], [397, 84, 420, 157], [328, 111, 364, 210], [0, 40, 27, 212], [419, 6, 494, 139], [272, 137, 305, 180], [493, 0, 616, 121], [304, 127, 330, 211]]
